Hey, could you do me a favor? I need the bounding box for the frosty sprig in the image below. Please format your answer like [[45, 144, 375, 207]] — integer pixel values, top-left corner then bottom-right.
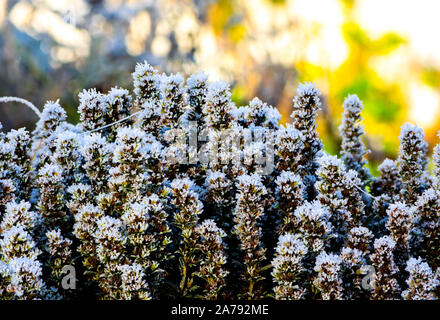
[[402, 257, 438, 300], [339, 95, 371, 183], [233, 174, 267, 299], [271, 233, 308, 299], [397, 123, 428, 204], [370, 236, 400, 299], [290, 82, 323, 191], [195, 219, 228, 299]]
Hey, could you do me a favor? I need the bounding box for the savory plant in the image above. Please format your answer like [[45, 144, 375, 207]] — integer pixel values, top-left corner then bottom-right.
[[1, 61, 440, 300]]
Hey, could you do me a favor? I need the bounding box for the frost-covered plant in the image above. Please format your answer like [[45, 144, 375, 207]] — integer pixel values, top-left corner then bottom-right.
[[402, 257, 438, 300], [7, 257, 45, 300], [292, 201, 333, 253], [195, 219, 228, 300], [0, 226, 41, 261], [78, 89, 111, 132], [36, 163, 66, 229], [137, 194, 172, 293], [385, 202, 414, 272], [2, 61, 440, 301], [233, 174, 267, 299], [271, 233, 308, 300], [107, 87, 134, 140], [159, 73, 185, 129], [31, 100, 67, 169], [346, 227, 373, 256], [372, 159, 402, 228], [52, 131, 84, 185], [315, 154, 364, 240], [235, 97, 280, 130], [185, 71, 209, 125], [275, 124, 304, 173], [339, 95, 371, 183], [375, 159, 402, 198], [93, 216, 126, 299], [45, 228, 73, 297], [2, 128, 32, 199], [0, 210, 44, 300], [119, 263, 151, 300], [397, 123, 428, 204], [432, 135, 440, 190], [108, 127, 149, 208], [204, 170, 233, 218], [290, 82, 323, 190], [313, 251, 343, 300], [1, 201, 40, 232], [72, 204, 103, 275], [275, 171, 305, 234], [413, 189, 440, 268], [204, 81, 235, 131], [32, 100, 67, 141], [339, 247, 366, 299], [170, 178, 203, 297], [370, 236, 400, 299], [132, 62, 161, 105], [81, 133, 112, 193], [0, 179, 16, 206]]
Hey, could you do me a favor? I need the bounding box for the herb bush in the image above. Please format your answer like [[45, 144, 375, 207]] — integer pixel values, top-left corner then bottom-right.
[[0, 61, 439, 300]]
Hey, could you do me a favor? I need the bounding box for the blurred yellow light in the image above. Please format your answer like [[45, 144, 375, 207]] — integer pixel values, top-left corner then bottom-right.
[[357, 0, 440, 68], [126, 10, 151, 56], [151, 36, 171, 57], [288, 0, 348, 69], [410, 83, 439, 127], [51, 46, 76, 63], [31, 8, 90, 56], [0, 0, 6, 25], [175, 11, 198, 54], [9, 2, 33, 29]]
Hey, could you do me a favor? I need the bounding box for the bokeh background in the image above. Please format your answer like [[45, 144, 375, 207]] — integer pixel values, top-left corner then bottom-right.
[[1, 0, 440, 172]]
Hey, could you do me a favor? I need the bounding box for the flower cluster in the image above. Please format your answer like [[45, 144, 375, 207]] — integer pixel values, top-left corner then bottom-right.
[[1, 61, 440, 300]]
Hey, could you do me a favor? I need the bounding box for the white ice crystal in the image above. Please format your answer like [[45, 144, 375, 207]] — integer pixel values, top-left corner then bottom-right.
[[37, 163, 63, 184], [342, 94, 363, 113], [399, 123, 425, 143], [317, 153, 345, 170], [294, 200, 331, 223], [296, 82, 321, 97], [39, 100, 67, 124], [374, 236, 396, 251], [8, 257, 44, 298], [275, 233, 308, 257], [196, 219, 226, 244], [1, 201, 40, 231], [122, 202, 150, 233], [276, 171, 303, 189]]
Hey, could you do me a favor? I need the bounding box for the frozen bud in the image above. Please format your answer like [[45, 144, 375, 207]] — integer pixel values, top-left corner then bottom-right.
[[397, 123, 427, 203], [0, 226, 41, 260], [386, 202, 414, 248], [204, 81, 234, 130], [119, 263, 151, 300], [313, 251, 343, 300], [132, 61, 161, 102], [78, 88, 110, 131], [402, 257, 438, 300], [1, 201, 40, 231], [8, 257, 45, 299], [35, 100, 67, 138]]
